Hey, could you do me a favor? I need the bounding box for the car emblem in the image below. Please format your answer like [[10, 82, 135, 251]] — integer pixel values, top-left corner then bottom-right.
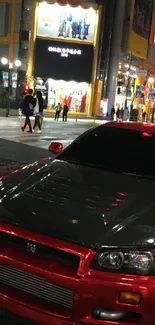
[[27, 242, 36, 254]]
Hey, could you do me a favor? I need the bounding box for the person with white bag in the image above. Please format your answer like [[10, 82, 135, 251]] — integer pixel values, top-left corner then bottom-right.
[[33, 91, 44, 133]]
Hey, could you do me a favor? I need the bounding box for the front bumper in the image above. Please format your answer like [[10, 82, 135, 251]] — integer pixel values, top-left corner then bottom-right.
[[0, 270, 154, 325]]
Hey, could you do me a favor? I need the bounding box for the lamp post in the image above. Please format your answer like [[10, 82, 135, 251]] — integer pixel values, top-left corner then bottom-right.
[[0, 57, 21, 117]]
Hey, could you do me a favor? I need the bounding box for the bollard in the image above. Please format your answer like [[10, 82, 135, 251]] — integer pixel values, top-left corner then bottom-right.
[[75, 108, 77, 123]]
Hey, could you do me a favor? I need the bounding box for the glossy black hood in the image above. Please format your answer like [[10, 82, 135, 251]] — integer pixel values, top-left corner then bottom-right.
[[0, 159, 155, 250]]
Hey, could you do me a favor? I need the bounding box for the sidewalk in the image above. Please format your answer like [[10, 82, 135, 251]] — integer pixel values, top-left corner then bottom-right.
[[0, 107, 108, 122], [0, 138, 51, 164]]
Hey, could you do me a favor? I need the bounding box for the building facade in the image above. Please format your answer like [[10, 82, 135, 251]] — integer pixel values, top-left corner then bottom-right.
[[0, 0, 21, 64], [97, 0, 155, 120], [0, 0, 22, 108]]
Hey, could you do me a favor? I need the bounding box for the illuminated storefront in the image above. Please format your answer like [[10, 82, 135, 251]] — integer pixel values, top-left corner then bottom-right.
[[35, 78, 89, 112], [115, 61, 137, 111], [27, 0, 101, 115]]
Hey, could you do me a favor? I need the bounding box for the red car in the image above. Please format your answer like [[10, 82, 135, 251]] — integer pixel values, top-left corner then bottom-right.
[[0, 121, 155, 325]]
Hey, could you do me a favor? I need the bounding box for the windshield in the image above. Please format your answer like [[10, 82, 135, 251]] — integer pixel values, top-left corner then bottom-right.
[[59, 125, 155, 176]]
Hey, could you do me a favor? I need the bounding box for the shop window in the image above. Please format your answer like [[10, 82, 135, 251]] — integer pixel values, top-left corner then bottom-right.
[[0, 3, 11, 36], [35, 79, 89, 113], [37, 2, 97, 44], [15, 3, 22, 33]]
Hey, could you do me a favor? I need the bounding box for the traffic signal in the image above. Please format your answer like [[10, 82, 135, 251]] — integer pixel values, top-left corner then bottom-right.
[[24, 84, 29, 94]]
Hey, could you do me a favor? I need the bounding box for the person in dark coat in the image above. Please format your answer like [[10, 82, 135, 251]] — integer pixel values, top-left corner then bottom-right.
[[116, 107, 120, 121], [111, 106, 115, 120], [62, 104, 68, 122], [21, 89, 36, 133]]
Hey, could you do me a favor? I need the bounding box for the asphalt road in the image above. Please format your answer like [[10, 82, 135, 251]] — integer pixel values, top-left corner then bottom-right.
[[0, 116, 100, 150], [0, 117, 106, 178]]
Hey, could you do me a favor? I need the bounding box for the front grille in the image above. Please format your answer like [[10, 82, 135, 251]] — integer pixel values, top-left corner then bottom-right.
[[0, 309, 38, 325], [0, 232, 80, 271], [0, 265, 73, 309]]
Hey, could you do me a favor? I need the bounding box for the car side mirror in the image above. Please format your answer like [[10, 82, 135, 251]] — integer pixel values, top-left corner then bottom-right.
[[49, 142, 63, 155]]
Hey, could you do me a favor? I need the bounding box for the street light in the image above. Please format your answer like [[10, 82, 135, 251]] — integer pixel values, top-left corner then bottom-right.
[[14, 59, 22, 68], [148, 77, 154, 84], [0, 57, 21, 116], [1, 57, 8, 65]]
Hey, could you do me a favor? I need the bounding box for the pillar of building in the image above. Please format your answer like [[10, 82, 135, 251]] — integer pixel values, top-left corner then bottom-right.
[[106, 0, 126, 115]]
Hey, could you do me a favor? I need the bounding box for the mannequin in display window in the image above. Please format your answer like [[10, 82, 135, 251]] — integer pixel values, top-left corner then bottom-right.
[[58, 12, 66, 37], [59, 88, 66, 107], [80, 92, 87, 112], [83, 13, 90, 40], [70, 91, 79, 111], [48, 88, 56, 109], [67, 93, 72, 109], [77, 90, 82, 111], [65, 13, 73, 38]]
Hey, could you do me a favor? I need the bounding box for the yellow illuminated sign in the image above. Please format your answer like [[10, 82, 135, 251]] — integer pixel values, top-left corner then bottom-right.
[[127, 0, 151, 59]]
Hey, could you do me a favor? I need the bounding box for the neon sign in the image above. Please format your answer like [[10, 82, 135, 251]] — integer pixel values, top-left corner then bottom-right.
[[48, 46, 82, 57]]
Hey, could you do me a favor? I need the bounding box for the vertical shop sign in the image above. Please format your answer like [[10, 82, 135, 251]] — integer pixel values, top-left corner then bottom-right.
[[11, 72, 18, 89], [149, 88, 155, 101], [2, 71, 9, 88]]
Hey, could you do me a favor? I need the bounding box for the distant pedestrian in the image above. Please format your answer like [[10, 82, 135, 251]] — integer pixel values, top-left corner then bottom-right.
[[142, 106, 146, 122], [120, 107, 124, 120], [62, 104, 68, 122], [116, 107, 120, 121], [55, 103, 62, 121], [111, 106, 115, 120], [123, 107, 129, 121], [21, 89, 35, 133], [33, 91, 44, 133]]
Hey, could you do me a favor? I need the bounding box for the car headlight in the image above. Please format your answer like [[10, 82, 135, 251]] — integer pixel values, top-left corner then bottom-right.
[[90, 251, 155, 275]]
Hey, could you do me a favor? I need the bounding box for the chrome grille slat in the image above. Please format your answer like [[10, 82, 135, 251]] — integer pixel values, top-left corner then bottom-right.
[[0, 265, 73, 309]]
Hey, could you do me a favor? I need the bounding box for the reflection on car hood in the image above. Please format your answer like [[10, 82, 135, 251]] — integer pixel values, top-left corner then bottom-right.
[[0, 159, 155, 249]]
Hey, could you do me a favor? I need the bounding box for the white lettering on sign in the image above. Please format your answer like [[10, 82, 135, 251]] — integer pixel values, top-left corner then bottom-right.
[[48, 46, 82, 57]]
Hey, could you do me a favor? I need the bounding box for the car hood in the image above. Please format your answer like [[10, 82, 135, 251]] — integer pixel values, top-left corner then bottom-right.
[[0, 159, 155, 250]]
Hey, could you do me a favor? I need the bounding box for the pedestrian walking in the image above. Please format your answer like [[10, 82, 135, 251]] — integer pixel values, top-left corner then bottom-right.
[[116, 107, 120, 121], [111, 106, 115, 120], [21, 89, 36, 133], [142, 107, 146, 122], [33, 91, 44, 133], [62, 104, 68, 122], [55, 103, 62, 121]]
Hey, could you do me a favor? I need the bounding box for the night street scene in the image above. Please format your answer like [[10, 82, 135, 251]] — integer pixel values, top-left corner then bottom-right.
[[1, 0, 155, 325]]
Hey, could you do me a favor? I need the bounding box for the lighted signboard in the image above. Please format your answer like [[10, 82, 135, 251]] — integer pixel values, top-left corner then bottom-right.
[[34, 39, 94, 82], [132, 0, 153, 40], [48, 46, 82, 57], [37, 2, 96, 43]]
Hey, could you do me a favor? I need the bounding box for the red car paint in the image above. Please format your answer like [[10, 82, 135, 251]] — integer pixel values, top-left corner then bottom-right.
[[0, 220, 153, 325], [1, 122, 155, 325]]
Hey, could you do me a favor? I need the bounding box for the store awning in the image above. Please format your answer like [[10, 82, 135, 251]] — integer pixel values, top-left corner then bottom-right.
[[39, 0, 98, 9]]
